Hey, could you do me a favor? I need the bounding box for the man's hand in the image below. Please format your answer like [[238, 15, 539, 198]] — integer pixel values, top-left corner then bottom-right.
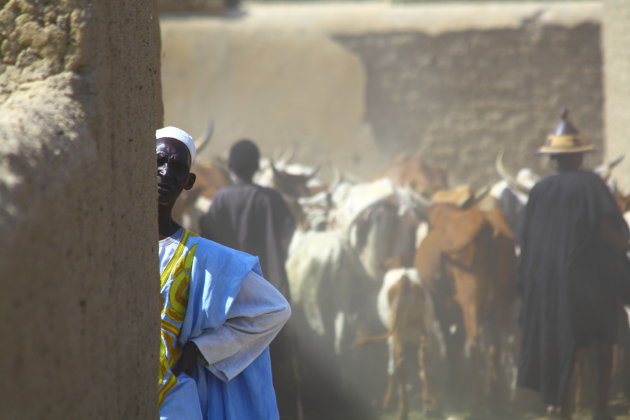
[[172, 341, 200, 377]]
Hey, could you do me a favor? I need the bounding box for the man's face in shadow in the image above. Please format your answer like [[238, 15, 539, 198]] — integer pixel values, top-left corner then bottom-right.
[[156, 137, 196, 208]]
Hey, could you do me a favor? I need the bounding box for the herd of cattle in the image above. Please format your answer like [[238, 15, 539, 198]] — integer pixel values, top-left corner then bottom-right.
[[177, 143, 630, 420]]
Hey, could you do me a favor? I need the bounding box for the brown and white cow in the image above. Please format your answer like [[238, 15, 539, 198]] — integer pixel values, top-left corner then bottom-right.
[[377, 153, 449, 197], [357, 268, 445, 420], [414, 192, 519, 408]]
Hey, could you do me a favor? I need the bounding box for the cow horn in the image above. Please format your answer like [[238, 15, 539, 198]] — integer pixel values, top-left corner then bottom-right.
[[279, 145, 296, 164], [602, 155, 625, 181], [270, 159, 280, 176], [495, 151, 531, 194], [330, 165, 344, 191], [195, 120, 214, 156], [610, 154, 625, 168]]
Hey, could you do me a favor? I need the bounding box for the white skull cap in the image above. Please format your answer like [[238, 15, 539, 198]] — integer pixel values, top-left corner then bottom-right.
[[156, 126, 196, 164]]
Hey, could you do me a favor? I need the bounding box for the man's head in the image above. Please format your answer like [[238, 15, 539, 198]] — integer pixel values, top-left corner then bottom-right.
[[156, 127, 196, 208], [228, 139, 260, 182], [550, 152, 584, 172]]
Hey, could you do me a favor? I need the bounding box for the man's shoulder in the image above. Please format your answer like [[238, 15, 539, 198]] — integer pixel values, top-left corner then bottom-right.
[[214, 183, 274, 199], [536, 170, 603, 190], [187, 232, 259, 267], [255, 185, 286, 201]]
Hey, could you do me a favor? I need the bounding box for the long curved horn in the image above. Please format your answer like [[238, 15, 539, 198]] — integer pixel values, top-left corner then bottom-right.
[[195, 120, 214, 156], [604, 155, 625, 181], [279, 145, 296, 164], [495, 151, 530, 194], [595, 155, 624, 181], [330, 165, 344, 191], [270, 159, 280, 176], [308, 165, 320, 179], [609, 154, 625, 169]]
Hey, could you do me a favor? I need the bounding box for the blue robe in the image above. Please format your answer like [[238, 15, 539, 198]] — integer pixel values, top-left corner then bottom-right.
[[159, 229, 281, 420]]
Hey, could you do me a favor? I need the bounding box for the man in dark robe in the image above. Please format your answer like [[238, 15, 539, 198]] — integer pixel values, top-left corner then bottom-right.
[[517, 110, 629, 420], [199, 139, 301, 420]]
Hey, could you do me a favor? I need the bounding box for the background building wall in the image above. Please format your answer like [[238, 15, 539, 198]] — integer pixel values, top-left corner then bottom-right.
[[161, 2, 603, 187], [0, 1, 162, 418], [603, 0, 630, 192], [159, 0, 224, 14]]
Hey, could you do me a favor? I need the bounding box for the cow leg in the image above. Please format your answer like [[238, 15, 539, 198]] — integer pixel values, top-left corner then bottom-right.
[[393, 335, 409, 420], [383, 374, 395, 411], [418, 334, 440, 418], [383, 337, 395, 411], [486, 343, 498, 405], [485, 327, 504, 410]]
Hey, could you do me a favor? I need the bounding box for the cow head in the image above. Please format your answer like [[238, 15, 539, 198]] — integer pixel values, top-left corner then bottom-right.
[[341, 181, 428, 282], [270, 160, 321, 198], [378, 153, 449, 196]]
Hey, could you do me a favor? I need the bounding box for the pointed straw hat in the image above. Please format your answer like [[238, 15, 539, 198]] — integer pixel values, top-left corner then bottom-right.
[[536, 108, 594, 155]]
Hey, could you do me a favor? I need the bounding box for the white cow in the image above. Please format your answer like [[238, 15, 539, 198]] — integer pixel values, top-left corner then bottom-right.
[[328, 178, 425, 283], [286, 230, 384, 411], [287, 230, 371, 354]]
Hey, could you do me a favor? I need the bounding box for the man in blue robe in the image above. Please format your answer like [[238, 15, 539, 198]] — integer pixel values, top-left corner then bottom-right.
[[156, 126, 291, 419]]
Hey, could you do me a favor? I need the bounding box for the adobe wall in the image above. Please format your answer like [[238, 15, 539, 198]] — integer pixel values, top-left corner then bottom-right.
[[602, 0, 630, 192], [0, 1, 162, 419], [161, 2, 603, 186], [159, 0, 224, 14]]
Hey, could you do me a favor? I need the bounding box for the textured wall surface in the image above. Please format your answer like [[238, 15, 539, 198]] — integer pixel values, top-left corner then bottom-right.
[[162, 2, 603, 186], [0, 1, 162, 419], [603, 0, 630, 191], [159, 0, 224, 14]]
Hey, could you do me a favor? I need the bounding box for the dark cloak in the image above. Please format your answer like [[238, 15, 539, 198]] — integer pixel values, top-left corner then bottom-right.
[[199, 183, 295, 299], [516, 169, 629, 406], [199, 183, 301, 419]]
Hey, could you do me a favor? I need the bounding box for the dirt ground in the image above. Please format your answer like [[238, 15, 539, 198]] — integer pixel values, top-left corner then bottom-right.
[[376, 396, 630, 420], [381, 410, 630, 420], [381, 413, 630, 420]]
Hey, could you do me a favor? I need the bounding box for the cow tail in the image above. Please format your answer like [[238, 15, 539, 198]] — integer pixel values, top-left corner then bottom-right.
[[354, 331, 391, 346]]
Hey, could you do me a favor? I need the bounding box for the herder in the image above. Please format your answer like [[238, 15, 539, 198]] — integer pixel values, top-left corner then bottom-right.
[[199, 139, 301, 420], [517, 109, 630, 420], [156, 127, 291, 420]]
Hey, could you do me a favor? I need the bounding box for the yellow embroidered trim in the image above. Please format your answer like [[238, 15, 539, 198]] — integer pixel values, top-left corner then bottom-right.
[[157, 229, 197, 407], [160, 229, 191, 290]]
